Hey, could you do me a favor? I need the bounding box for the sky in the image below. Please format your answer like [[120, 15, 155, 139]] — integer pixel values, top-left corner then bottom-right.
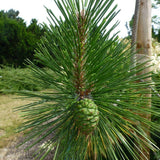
[[0, 0, 158, 37]]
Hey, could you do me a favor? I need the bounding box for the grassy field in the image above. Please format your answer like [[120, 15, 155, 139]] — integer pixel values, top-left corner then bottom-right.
[[0, 66, 52, 149], [0, 94, 34, 148]]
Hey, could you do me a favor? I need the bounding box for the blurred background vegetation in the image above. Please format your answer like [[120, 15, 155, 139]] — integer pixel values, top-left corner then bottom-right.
[[0, 9, 45, 67]]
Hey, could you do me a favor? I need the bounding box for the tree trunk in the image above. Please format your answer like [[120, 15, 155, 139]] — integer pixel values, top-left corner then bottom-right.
[[136, 0, 152, 159], [131, 0, 140, 72], [132, 0, 140, 49], [137, 0, 152, 57]]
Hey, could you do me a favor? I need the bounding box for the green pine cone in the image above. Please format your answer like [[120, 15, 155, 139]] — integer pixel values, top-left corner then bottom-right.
[[73, 98, 99, 135]]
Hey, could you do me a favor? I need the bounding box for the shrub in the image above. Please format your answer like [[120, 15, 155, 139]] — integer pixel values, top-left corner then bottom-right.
[[0, 66, 51, 92]]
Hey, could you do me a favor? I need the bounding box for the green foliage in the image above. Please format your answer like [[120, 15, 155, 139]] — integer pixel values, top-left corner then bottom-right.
[[152, 0, 160, 8], [155, 0, 160, 4], [152, 27, 160, 43], [0, 9, 45, 67], [151, 73, 160, 160], [14, 0, 160, 160], [152, 1, 160, 42], [0, 9, 23, 21], [0, 66, 51, 92]]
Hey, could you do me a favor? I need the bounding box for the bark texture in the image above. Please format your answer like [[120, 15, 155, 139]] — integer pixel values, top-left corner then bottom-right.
[[135, 0, 152, 159]]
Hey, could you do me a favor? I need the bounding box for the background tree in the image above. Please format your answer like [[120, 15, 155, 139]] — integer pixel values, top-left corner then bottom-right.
[[0, 9, 45, 67], [126, 0, 160, 41], [27, 19, 44, 37], [135, 0, 152, 159], [0, 14, 27, 66], [6, 9, 19, 19]]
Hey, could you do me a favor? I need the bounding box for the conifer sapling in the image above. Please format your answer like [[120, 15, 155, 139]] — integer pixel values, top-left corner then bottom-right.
[[15, 0, 160, 160]]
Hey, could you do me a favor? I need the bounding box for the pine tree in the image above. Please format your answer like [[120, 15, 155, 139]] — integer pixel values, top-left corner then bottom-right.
[[16, 0, 160, 159]]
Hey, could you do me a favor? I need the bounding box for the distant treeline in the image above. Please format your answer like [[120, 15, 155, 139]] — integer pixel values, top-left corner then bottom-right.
[[0, 9, 45, 67], [1, 9, 160, 68]]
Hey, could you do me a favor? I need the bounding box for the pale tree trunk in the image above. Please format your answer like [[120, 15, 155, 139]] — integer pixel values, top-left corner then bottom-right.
[[137, 0, 152, 57], [131, 0, 140, 72], [134, 0, 152, 159]]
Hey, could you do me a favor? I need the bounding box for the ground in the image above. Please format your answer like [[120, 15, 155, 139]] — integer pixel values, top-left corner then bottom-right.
[[0, 94, 55, 160]]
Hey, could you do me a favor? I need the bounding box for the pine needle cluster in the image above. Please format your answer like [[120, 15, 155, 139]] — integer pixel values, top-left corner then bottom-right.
[[15, 0, 160, 159]]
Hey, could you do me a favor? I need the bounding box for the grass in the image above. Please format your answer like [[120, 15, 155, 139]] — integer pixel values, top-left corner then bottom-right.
[[0, 66, 53, 148], [0, 66, 51, 92], [0, 94, 34, 148]]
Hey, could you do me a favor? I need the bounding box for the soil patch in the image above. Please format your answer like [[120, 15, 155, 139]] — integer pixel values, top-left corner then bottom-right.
[[2, 135, 55, 160]]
